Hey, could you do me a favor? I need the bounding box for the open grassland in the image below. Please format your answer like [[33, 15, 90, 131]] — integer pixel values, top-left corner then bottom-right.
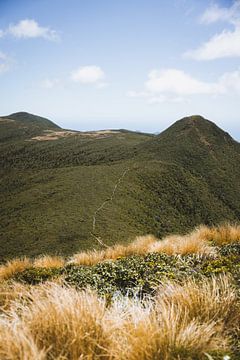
[[0, 224, 239, 359]]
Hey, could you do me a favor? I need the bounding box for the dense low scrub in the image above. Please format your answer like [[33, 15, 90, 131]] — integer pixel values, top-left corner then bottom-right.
[[14, 244, 240, 297]]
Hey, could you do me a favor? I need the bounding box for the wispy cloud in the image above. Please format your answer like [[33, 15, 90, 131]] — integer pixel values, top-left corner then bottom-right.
[[0, 52, 11, 74], [200, 1, 240, 25], [71, 65, 105, 85], [127, 68, 240, 104], [0, 19, 59, 41], [185, 1, 240, 60], [40, 78, 61, 89], [184, 28, 240, 60]]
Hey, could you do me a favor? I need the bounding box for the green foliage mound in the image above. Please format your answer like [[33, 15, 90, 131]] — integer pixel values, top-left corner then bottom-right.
[[15, 244, 240, 296]]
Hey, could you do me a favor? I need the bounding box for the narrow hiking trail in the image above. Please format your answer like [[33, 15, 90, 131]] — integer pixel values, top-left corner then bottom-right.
[[91, 167, 131, 247]]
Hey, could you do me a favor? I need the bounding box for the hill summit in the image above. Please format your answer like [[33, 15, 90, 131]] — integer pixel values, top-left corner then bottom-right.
[[6, 112, 60, 130], [0, 112, 60, 142], [158, 115, 234, 145]]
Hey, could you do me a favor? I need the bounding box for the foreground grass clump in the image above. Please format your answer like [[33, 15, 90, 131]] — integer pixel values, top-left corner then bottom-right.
[[0, 276, 239, 359]]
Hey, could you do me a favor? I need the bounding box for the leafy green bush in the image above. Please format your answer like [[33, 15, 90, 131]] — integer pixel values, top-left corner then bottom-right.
[[14, 267, 63, 285], [15, 245, 240, 295]]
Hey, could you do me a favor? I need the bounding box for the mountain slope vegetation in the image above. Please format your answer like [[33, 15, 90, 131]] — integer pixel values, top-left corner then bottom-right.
[[0, 113, 239, 260]]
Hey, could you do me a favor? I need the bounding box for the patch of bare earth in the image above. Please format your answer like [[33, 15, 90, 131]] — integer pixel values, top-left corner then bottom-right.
[[29, 129, 120, 141], [0, 118, 15, 123]]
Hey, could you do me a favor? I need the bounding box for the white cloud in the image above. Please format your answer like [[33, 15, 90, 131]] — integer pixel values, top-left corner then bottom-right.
[[71, 65, 105, 84], [41, 78, 60, 89], [145, 69, 217, 95], [219, 69, 240, 93], [0, 30, 4, 38], [186, 1, 240, 60], [185, 27, 240, 60], [200, 2, 240, 25], [0, 52, 11, 74], [95, 81, 109, 89], [126, 90, 150, 98], [8, 19, 59, 41], [127, 68, 240, 104]]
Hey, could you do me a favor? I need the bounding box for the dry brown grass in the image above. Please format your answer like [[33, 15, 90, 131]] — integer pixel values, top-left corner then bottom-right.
[[1, 224, 240, 277], [0, 258, 31, 281], [0, 276, 237, 359], [0, 320, 46, 360], [194, 223, 240, 245], [148, 232, 214, 256], [69, 235, 157, 266], [0, 282, 30, 312], [20, 285, 111, 359], [68, 224, 240, 265], [155, 275, 238, 328], [0, 284, 112, 359], [69, 249, 107, 266], [33, 255, 65, 268], [113, 307, 225, 360], [110, 276, 237, 360]]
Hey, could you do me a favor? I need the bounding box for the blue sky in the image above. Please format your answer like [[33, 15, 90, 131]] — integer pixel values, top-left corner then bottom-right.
[[0, 0, 240, 139]]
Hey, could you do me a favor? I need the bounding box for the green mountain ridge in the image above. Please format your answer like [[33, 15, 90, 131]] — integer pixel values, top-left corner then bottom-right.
[[0, 112, 60, 143], [0, 113, 239, 261]]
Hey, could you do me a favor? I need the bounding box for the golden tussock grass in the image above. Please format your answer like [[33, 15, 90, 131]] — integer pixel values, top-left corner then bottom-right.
[[110, 276, 237, 360], [0, 276, 237, 359], [33, 255, 65, 268], [1, 224, 240, 273], [0, 321, 46, 360], [0, 282, 30, 312], [148, 233, 214, 256], [69, 235, 157, 266], [194, 223, 240, 245], [0, 284, 112, 360], [69, 249, 107, 266], [0, 258, 31, 281], [69, 224, 240, 266], [155, 276, 238, 328]]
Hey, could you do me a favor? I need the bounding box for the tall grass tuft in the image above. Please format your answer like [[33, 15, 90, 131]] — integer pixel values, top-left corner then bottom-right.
[[69, 235, 157, 266], [0, 320, 46, 360], [16, 284, 111, 359], [68, 224, 240, 265], [0, 258, 31, 281], [148, 233, 214, 256], [33, 255, 65, 268]]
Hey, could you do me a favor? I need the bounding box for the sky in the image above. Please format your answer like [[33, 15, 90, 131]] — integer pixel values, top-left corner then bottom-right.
[[0, 0, 240, 139]]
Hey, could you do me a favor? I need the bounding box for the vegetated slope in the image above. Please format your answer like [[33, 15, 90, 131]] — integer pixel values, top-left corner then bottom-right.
[[0, 111, 60, 143], [0, 113, 240, 260], [139, 115, 240, 223]]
